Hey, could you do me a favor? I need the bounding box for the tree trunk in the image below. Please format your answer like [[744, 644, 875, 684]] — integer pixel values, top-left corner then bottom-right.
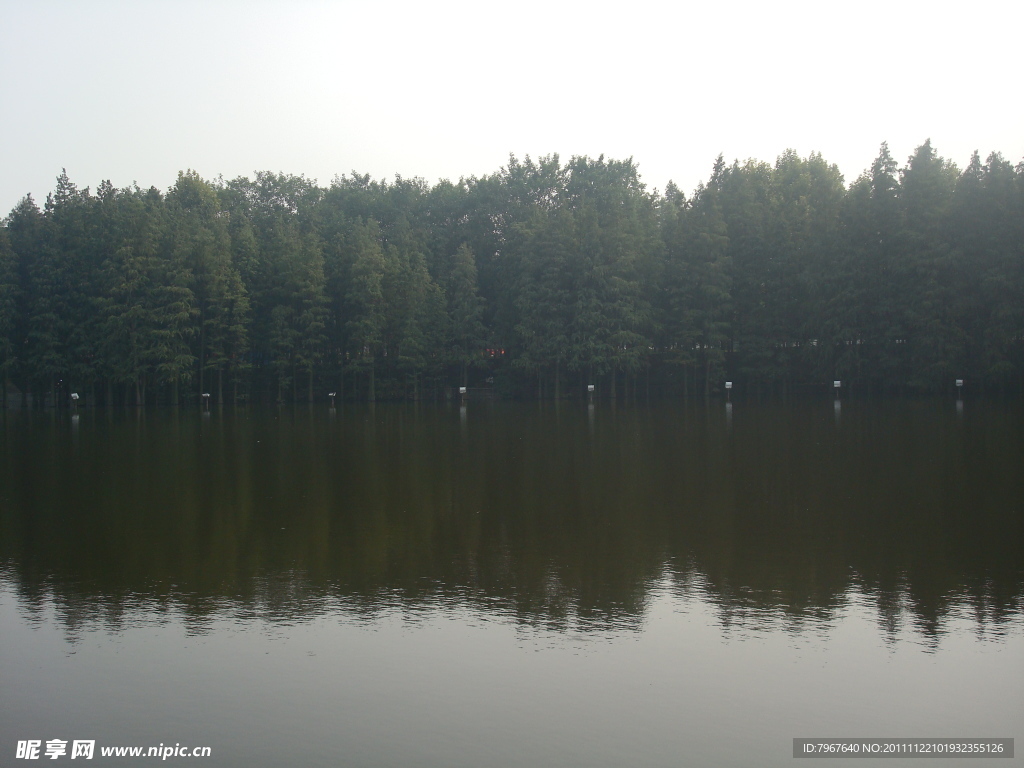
[[218, 368, 224, 405], [368, 364, 375, 402]]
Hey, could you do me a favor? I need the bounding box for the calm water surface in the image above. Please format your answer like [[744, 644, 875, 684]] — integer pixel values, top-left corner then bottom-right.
[[1, 401, 1022, 767]]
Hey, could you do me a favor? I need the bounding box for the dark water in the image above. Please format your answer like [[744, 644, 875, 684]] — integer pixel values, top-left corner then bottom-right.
[[1, 401, 1022, 767]]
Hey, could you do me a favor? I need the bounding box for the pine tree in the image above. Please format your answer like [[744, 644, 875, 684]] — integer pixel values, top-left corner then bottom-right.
[[834, 142, 907, 392], [96, 183, 164, 405], [0, 227, 17, 406], [377, 216, 446, 397], [511, 207, 573, 397], [657, 181, 699, 391], [686, 177, 732, 398], [898, 140, 961, 390], [5, 195, 53, 405], [562, 156, 655, 394], [446, 243, 486, 386], [344, 219, 387, 401]]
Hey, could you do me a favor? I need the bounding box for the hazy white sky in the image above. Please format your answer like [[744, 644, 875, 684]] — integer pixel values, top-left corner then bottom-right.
[[2, 0, 1021, 213]]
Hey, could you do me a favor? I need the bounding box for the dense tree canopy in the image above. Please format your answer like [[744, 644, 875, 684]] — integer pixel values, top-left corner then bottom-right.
[[2, 144, 1022, 406]]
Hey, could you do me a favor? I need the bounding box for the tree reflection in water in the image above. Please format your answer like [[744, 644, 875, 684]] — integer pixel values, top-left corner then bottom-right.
[[2, 401, 1021, 644]]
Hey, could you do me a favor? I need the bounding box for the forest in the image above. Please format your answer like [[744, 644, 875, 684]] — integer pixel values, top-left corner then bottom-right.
[[1, 141, 1022, 406]]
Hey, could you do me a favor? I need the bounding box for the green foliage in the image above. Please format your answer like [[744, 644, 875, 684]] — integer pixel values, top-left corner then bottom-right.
[[0, 227, 16, 385], [95, 183, 165, 399], [446, 243, 486, 384], [3, 145, 1023, 404]]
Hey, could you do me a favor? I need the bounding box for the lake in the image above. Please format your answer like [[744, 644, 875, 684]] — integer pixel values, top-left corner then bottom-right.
[[1, 400, 1021, 766]]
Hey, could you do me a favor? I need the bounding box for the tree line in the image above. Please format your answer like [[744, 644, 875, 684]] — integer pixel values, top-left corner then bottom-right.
[[1, 141, 1022, 406]]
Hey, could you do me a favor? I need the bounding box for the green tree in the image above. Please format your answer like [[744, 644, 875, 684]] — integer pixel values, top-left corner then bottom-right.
[[95, 183, 166, 405], [657, 181, 699, 393], [898, 140, 961, 390], [167, 170, 251, 403], [563, 156, 656, 396], [260, 215, 327, 403], [344, 219, 388, 401], [0, 227, 17, 405], [49, 170, 105, 401], [687, 176, 732, 397], [379, 216, 446, 398], [446, 243, 486, 386], [662, 157, 731, 398], [5, 195, 54, 405], [510, 207, 573, 397], [833, 142, 907, 392], [952, 151, 1024, 392]]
